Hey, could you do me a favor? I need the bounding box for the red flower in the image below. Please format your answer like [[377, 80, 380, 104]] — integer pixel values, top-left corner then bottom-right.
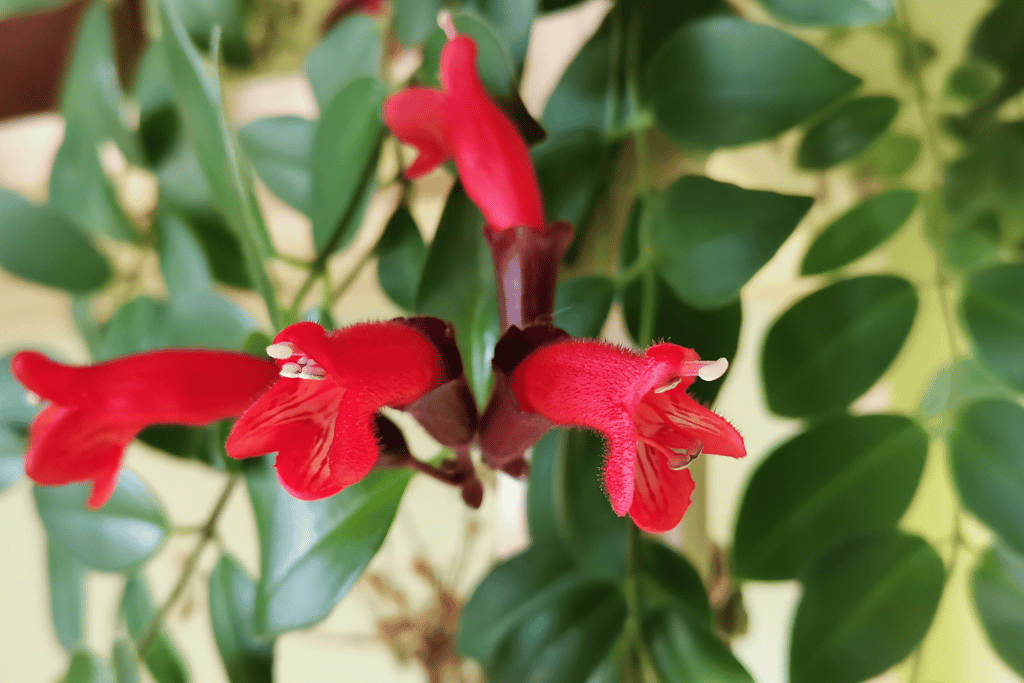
[[383, 22, 546, 232], [511, 340, 745, 533], [226, 321, 446, 500], [11, 350, 278, 508]]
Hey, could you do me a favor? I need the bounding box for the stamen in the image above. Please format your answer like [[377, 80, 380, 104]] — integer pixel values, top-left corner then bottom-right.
[[438, 10, 456, 39], [667, 441, 702, 470], [698, 357, 729, 382], [266, 343, 294, 359], [296, 356, 309, 365], [654, 377, 682, 394], [25, 391, 41, 406], [280, 363, 302, 378]]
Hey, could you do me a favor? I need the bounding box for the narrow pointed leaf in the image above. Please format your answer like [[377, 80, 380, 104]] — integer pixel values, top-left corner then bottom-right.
[[376, 206, 426, 311], [238, 116, 313, 214], [798, 96, 899, 169], [209, 554, 274, 683], [644, 608, 753, 683], [961, 264, 1024, 392], [47, 540, 88, 652], [973, 542, 1024, 677], [306, 15, 381, 110], [122, 574, 190, 683], [554, 276, 614, 338]]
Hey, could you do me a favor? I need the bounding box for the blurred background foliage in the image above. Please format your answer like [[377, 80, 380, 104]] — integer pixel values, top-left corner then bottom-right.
[[1, 0, 1024, 681]]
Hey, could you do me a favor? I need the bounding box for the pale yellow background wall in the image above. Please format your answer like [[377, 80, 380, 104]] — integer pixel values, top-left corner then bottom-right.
[[1, 1, 1020, 682]]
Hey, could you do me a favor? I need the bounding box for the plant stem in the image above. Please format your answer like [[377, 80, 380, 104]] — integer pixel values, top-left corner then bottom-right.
[[330, 246, 377, 305], [136, 476, 238, 658]]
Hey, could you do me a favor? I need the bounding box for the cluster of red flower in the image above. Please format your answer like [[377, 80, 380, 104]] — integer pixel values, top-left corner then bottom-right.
[[11, 25, 744, 533]]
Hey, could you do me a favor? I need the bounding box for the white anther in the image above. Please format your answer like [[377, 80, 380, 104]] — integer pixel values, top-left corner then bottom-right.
[[25, 392, 41, 406], [266, 343, 294, 359], [281, 363, 302, 377], [296, 356, 309, 365], [654, 377, 682, 394], [698, 357, 729, 382]]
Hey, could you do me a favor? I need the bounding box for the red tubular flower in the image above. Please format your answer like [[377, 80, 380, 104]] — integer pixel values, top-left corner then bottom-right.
[[11, 350, 278, 508], [511, 340, 745, 533], [225, 320, 450, 500]]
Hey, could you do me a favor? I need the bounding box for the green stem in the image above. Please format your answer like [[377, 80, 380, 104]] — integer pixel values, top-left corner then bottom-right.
[[136, 476, 238, 658], [330, 246, 377, 305]]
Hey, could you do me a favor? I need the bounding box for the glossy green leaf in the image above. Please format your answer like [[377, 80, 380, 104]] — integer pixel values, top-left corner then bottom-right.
[[307, 15, 381, 110], [47, 540, 88, 652], [649, 176, 813, 309], [962, 264, 1024, 392], [639, 540, 711, 623], [238, 116, 313, 214], [376, 206, 426, 311], [60, 651, 113, 683], [763, 275, 917, 417], [458, 544, 578, 662], [0, 187, 112, 292], [166, 0, 250, 67], [95, 297, 173, 359], [34, 471, 168, 572], [489, 582, 627, 683], [112, 639, 141, 683], [646, 17, 859, 149], [122, 575, 190, 683], [918, 358, 1006, 437], [951, 400, 1024, 556], [789, 531, 943, 683], [310, 78, 385, 253], [534, 130, 612, 232], [0, 351, 41, 431], [182, 211, 251, 290], [969, 0, 1024, 111], [542, 16, 616, 134], [0, 0, 64, 18], [643, 608, 753, 683], [209, 554, 274, 683], [946, 60, 1002, 105], [733, 414, 928, 580], [798, 96, 899, 169], [416, 184, 496, 398], [554, 276, 614, 338], [245, 455, 411, 634], [0, 427, 23, 493], [972, 542, 1024, 677], [756, 0, 893, 26], [858, 134, 921, 177], [420, 13, 515, 96], [802, 190, 918, 275], [158, 211, 215, 297], [464, 0, 533, 70], [393, 0, 443, 46]]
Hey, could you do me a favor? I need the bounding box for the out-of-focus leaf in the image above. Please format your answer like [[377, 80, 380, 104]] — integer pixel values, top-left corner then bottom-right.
[[789, 531, 943, 683], [238, 116, 313, 214], [122, 574, 190, 683], [307, 15, 381, 110], [763, 275, 917, 417], [34, 472, 168, 573], [420, 13, 515, 96], [648, 176, 813, 309], [310, 78, 385, 253], [961, 264, 1024, 392], [166, 0, 250, 67], [858, 134, 921, 177], [0, 351, 41, 433], [0, 427, 24, 493], [946, 60, 1002, 105], [47, 540, 88, 652], [968, 0, 1024, 112], [646, 17, 859, 149], [801, 190, 918, 275], [0, 187, 112, 292], [376, 206, 426, 311], [60, 651, 113, 683], [733, 414, 928, 580], [489, 582, 627, 683], [245, 455, 411, 634], [756, 0, 893, 26], [554, 276, 614, 338], [951, 399, 1024, 556], [533, 130, 612, 230], [644, 608, 753, 683], [112, 639, 141, 683], [639, 540, 711, 623], [209, 554, 274, 683], [393, 0, 442, 46], [464, 0, 533, 71], [973, 542, 1024, 677], [798, 96, 899, 169], [542, 16, 615, 135]]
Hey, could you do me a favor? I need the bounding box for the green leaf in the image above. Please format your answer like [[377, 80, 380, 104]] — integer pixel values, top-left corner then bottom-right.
[[47, 540, 88, 652], [542, 16, 616, 135], [643, 608, 753, 683], [0, 427, 24, 493], [798, 96, 899, 169], [763, 275, 917, 417], [489, 582, 627, 683], [420, 13, 516, 96], [307, 15, 382, 110], [0, 351, 39, 433], [0, 187, 112, 292], [969, 0, 1024, 112], [972, 542, 1024, 677], [554, 276, 614, 338], [393, 0, 443, 46], [310, 78, 385, 253], [639, 540, 712, 623], [858, 134, 921, 177], [0, 0, 64, 18], [183, 211, 252, 289], [158, 211, 215, 297], [649, 176, 813, 309], [801, 190, 918, 275], [951, 399, 1024, 556], [646, 17, 860, 149], [458, 544, 579, 663], [111, 639, 141, 683], [416, 184, 496, 398], [464, 0, 534, 71], [122, 575, 191, 683], [238, 116, 313, 214], [95, 297, 173, 359], [34, 471, 168, 573], [60, 651, 113, 683], [376, 206, 426, 311], [209, 554, 274, 683], [946, 60, 1003, 105], [961, 264, 1024, 392], [526, 430, 564, 548], [790, 531, 943, 683], [733, 414, 928, 580], [245, 455, 411, 634], [533, 130, 613, 230], [166, 0, 250, 67], [756, 0, 893, 26]]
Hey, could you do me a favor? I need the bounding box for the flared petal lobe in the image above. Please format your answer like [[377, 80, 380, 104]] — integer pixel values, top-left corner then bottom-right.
[[11, 349, 278, 508], [383, 88, 450, 178]]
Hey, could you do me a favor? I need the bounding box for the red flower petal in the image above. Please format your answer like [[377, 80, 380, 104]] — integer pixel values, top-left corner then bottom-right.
[[637, 387, 746, 460], [383, 88, 450, 178], [629, 441, 695, 533]]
